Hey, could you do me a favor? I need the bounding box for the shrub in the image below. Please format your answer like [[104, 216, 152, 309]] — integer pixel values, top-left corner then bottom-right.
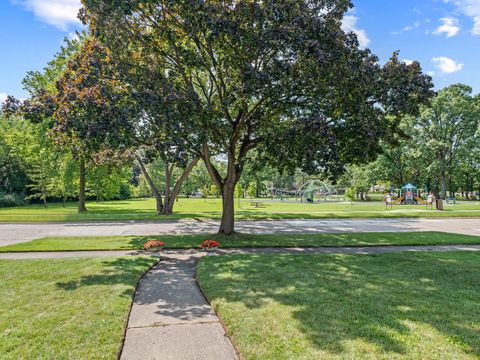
[[116, 184, 132, 200], [0, 193, 25, 207]]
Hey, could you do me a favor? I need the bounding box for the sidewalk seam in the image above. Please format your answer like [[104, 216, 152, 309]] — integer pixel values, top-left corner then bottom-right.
[[127, 320, 220, 330]]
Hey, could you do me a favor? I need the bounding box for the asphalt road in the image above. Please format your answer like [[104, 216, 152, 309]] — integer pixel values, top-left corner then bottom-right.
[[1, 218, 480, 246]]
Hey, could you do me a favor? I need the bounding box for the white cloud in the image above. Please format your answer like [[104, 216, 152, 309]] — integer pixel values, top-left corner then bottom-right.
[[432, 56, 464, 74], [434, 17, 461, 37], [393, 19, 430, 35], [444, 0, 480, 35], [0, 93, 8, 104], [402, 59, 414, 65], [427, 71, 436, 77], [472, 17, 480, 34], [12, 0, 81, 31], [67, 32, 80, 41], [403, 20, 422, 32], [342, 15, 371, 48]]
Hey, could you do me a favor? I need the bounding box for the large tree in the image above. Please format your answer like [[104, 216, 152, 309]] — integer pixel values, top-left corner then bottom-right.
[[415, 84, 480, 199], [81, 0, 433, 234], [53, 37, 135, 212], [127, 59, 201, 215]]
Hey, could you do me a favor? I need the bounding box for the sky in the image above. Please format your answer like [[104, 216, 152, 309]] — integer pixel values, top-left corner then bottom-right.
[[1, 0, 479, 103]]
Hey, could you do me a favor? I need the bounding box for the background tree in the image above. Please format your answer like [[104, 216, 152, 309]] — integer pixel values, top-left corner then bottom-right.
[[415, 84, 480, 199], [1, 36, 85, 208], [0, 113, 29, 206], [339, 164, 377, 201], [53, 37, 135, 212], [132, 102, 199, 214]]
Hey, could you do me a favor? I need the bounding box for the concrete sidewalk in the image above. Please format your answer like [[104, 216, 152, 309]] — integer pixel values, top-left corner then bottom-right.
[[120, 253, 238, 360], [2, 218, 480, 247], [0, 250, 140, 260], [2, 244, 480, 260]]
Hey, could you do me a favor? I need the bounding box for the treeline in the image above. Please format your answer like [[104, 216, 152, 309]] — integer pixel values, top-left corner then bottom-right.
[[0, 113, 133, 207], [1, 2, 436, 233], [0, 113, 323, 206], [340, 84, 480, 200]]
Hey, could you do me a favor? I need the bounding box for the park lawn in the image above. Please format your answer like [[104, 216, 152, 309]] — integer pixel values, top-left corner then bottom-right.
[[0, 256, 157, 360], [1, 232, 480, 252], [197, 252, 480, 360], [0, 197, 480, 222]]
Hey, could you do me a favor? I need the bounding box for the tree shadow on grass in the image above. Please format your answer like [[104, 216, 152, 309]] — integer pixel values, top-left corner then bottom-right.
[[55, 256, 156, 296], [199, 252, 480, 358]]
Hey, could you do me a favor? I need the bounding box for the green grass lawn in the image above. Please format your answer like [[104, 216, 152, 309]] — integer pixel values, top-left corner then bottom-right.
[[1, 197, 480, 222], [0, 256, 157, 359], [197, 252, 480, 360], [1, 232, 480, 252]]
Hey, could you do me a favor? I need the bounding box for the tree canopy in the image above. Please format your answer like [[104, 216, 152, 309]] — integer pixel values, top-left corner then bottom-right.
[[79, 0, 433, 233]]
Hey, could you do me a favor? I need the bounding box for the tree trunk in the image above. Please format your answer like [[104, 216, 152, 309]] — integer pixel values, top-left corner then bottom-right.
[[42, 192, 48, 209], [440, 175, 447, 199], [201, 140, 249, 235], [162, 159, 198, 215], [78, 158, 87, 213], [219, 180, 236, 235], [95, 183, 100, 203], [136, 156, 163, 215], [164, 163, 173, 210]]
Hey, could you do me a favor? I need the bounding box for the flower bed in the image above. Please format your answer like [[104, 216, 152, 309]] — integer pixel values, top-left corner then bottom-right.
[[144, 240, 166, 252], [200, 240, 220, 253]]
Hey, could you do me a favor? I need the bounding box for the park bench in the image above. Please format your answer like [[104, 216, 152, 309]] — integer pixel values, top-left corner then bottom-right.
[[446, 197, 456, 204]]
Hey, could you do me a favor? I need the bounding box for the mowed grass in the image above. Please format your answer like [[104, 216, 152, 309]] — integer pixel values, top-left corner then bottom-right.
[[1, 197, 480, 222], [2, 232, 480, 252], [197, 252, 480, 360], [0, 256, 157, 359]]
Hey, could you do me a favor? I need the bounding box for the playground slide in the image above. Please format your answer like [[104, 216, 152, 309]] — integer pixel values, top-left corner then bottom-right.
[[393, 195, 405, 205], [414, 196, 428, 205]]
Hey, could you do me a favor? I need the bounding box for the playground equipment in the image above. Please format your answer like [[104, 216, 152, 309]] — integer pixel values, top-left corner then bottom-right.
[[271, 180, 343, 203], [298, 180, 341, 202], [393, 183, 421, 205], [387, 183, 435, 207]]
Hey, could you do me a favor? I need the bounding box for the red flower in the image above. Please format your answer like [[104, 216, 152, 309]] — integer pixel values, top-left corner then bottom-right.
[[144, 240, 166, 250], [200, 240, 220, 249]]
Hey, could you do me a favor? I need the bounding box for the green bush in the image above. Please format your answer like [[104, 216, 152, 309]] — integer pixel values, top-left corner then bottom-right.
[[115, 184, 133, 200], [0, 193, 25, 207]]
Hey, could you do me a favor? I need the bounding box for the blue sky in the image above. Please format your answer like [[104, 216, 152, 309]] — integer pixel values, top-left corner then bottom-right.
[[1, 0, 479, 103]]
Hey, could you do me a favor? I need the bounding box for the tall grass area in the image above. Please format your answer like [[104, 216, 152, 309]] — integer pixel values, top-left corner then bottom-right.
[[0, 197, 480, 222]]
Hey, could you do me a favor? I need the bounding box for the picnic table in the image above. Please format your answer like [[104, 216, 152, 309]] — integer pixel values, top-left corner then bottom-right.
[[250, 200, 265, 208]]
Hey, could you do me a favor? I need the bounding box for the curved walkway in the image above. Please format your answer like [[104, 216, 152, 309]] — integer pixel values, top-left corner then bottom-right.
[[120, 252, 238, 360], [2, 218, 480, 246]]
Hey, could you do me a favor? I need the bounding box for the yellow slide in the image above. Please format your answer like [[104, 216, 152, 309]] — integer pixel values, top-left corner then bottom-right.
[[414, 196, 428, 205], [393, 195, 405, 204]]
